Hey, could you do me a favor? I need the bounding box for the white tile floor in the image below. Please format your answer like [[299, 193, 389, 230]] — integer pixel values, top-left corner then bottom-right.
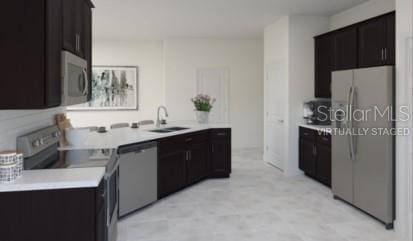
[[118, 148, 404, 241]]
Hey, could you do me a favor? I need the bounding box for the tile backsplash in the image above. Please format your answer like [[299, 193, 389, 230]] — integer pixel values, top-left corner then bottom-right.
[[0, 107, 65, 151]]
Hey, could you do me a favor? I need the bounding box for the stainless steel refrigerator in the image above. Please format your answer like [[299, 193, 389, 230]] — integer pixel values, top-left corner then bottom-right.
[[331, 66, 394, 229]]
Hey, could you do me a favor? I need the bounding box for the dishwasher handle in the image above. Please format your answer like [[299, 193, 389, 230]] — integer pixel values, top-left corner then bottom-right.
[[118, 141, 158, 154]]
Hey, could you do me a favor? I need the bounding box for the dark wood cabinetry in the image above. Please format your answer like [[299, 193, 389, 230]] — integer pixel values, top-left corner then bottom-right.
[[210, 129, 232, 178], [314, 12, 395, 98], [63, 0, 93, 58], [333, 28, 358, 71], [315, 34, 334, 98], [0, 183, 105, 241], [359, 13, 395, 67], [299, 127, 331, 187], [299, 138, 317, 177], [158, 135, 187, 198], [0, 1, 62, 109], [158, 129, 231, 198], [0, 0, 93, 109]]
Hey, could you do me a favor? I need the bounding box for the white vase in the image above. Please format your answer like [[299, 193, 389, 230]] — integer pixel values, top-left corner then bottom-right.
[[195, 111, 209, 124]]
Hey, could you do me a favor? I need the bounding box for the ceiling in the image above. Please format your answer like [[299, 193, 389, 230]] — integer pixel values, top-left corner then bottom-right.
[[92, 0, 367, 40]]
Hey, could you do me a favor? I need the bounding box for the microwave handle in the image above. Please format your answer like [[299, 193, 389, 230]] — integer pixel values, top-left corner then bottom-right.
[[82, 69, 89, 96]]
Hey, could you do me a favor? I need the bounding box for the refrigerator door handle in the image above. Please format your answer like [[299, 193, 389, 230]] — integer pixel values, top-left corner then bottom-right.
[[347, 86, 354, 161], [351, 87, 357, 159]]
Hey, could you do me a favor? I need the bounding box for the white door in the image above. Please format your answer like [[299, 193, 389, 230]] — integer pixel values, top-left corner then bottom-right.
[[196, 68, 230, 123], [264, 60, 286, 170]]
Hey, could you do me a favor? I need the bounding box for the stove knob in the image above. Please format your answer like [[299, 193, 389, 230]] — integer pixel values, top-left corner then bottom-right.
[[53, 131, 60, 138], [39, 138, 45, 145], [32, 140, 41, 147]]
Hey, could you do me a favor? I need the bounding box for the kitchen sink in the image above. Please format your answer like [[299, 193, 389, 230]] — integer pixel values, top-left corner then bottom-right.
[[163, 127, 189, 131], [148, 126, 189, 133]]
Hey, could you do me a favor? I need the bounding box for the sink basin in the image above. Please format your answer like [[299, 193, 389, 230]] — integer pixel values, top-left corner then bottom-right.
[[149, 129, 174, 133], [163, 127, 189, 131], [148, 126, 189, 133]]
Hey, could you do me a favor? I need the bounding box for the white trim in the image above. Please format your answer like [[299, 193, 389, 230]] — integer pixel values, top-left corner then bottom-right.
[[395, 34, 413, 240]]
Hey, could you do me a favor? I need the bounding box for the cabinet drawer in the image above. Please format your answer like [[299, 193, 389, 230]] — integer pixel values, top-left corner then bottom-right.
[[184, 131, 209, 144], [210, 129, 231, 139], [299, 127, 317, 141], [317, 133, 331, 146]]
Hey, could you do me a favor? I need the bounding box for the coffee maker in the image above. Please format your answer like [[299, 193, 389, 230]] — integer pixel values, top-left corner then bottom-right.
[[303, 100, 331, 125]]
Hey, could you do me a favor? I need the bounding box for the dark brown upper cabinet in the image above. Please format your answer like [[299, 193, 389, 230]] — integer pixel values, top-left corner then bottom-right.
[[315, 34, 335, 98], [314, 11, 395, 99], [0, 1, 62, 109], [63, 0, 94, 58], [0, 0, 93, 109], [333, 27, 358, 71], [358, 13, 395, 67]]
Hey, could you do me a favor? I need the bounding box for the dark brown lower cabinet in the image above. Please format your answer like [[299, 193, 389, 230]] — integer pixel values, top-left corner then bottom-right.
[[0, 183, 105, 241], [299, 127, 331, 187], [187, 141, 208, 184], [210, 129, 232, 178], [158, 129, 231, 199], [299, 138, 317, 177], [158, 150, 187, 198]]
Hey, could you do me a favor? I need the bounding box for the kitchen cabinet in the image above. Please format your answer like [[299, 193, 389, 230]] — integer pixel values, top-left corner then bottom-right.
[[63, 0, 93, 58], [358, 13, 395, 67], [333, 27, 358, 71], [185, 132, 209, 184], [314, 34, 335, 98], [210, 129, 232, 178], [158, 136, 187, 198], [0, 0, 62, 109], [0, 182, 105, 241], [299, 138, 317, 177], [158, 129, 231, 198], [299, 127, 331, 187], [314, 12, 395, 99], [0, 0, 93, 109]]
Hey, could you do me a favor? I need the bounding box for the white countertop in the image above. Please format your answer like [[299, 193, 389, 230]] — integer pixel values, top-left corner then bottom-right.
[[0, 167, 105, 192], [60, 121, 231, 150], [299, 124, 332, 134], [0, 121, 229, 193]]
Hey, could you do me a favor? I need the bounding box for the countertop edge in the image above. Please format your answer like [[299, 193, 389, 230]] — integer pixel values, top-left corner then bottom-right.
[[0, 167, 105, 193], [299, 124, 332, 134]]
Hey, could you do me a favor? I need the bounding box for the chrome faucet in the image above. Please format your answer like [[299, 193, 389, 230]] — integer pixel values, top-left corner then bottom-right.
[[156, 106, 169, 128]]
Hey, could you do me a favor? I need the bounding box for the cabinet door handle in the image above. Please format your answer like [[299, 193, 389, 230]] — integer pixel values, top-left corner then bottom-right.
[[217, 132, 226, 136], [381, 48, 385, 61], [185, 151, 189, 161], [185, 138, 192, 142], [384, 48, 387, 60], [211, 144, 214, 153], [313, 145, 317, 156], [76, 34, 81, 52]]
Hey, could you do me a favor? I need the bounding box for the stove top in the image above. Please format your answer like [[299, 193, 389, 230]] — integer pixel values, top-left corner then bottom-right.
[[17, 125, 117, 171]]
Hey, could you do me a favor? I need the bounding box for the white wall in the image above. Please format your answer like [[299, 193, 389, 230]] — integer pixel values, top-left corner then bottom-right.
[[395, 0, 413, 239], [287, 16, 329, 175], [264, 16, 329, 175], [0, 107, 65, 150], [164, 39, 264, 149], [330, 0, 396, 30], [67, 40, 165, 128], [67, 39, 263, 149]]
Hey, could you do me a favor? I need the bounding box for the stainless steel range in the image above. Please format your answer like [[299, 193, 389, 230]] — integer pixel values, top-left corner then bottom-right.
[[17, 125, 119, 241]]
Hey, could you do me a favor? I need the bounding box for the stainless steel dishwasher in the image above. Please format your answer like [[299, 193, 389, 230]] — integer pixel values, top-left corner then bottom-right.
[[118, 142, 158, 217]]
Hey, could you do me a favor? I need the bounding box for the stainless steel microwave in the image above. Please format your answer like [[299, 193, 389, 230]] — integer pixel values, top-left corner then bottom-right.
[[61, 51, 89, 106]]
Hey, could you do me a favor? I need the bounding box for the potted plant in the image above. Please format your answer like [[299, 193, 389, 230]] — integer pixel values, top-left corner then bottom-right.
[[191, 94, 215, 124]]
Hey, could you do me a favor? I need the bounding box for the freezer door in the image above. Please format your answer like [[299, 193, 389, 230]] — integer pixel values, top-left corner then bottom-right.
[[352, 66, 394, 224], [331, 70, 354, 204]]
